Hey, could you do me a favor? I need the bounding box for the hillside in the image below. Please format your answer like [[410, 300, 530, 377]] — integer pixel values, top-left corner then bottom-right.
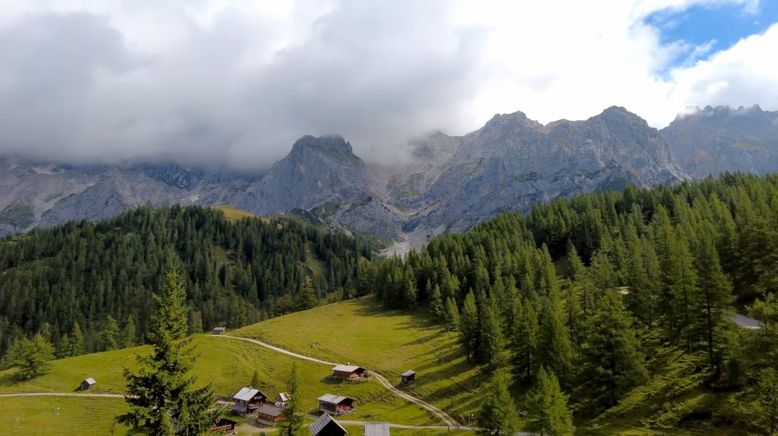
[[0, 206, 373, 360], [0, 334, 447, 435]]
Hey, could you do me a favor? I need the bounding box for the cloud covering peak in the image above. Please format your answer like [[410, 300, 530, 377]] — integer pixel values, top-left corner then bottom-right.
[[0, 0, 776, 170]]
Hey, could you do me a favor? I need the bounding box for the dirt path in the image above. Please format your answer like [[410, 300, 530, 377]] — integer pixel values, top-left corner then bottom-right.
[[218, 335, 462, 428], [0, 392, 123, 399]]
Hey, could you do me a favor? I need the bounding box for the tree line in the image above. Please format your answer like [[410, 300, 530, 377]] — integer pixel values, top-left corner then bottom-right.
[[0, 205, 373, 361]]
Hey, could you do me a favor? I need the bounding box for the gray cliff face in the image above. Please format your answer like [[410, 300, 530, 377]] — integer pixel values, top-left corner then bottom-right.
[[404, 107, 683, 233], [8, 105, 763, 245], [662, 105, 778, 179]]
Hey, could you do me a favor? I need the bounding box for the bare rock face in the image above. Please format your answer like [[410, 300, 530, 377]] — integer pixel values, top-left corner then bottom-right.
[[662, 105, 778, 178], [4, 105, 740, 244], [402, 106, 683, 233]]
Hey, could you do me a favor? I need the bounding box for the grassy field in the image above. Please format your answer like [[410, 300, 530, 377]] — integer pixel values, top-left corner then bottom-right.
[[213, 205, 257, 221], [0, 397, 128, 436], [0, 334, 440, 432], [233, 296, 490, 424]]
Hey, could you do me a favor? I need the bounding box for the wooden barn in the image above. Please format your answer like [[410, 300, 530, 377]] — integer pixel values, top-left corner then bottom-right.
[[232, 387, 268, 415], [256, 404, 285, 425], [78, 377, 96, 391], [400, 370, 416, 384], [364, 423, 390, 436], [310, 413, 348, 436], [318, 394, 355, 415], [331, 364, 366, 380], [211, 327, 226, 335]]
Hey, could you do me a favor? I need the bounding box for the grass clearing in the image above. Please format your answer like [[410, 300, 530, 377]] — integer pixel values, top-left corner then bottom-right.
[[233, 296, 489, 423], [0, 335, 440, 431], [213, 205, 257, 221], [0, 396, 128, 436]]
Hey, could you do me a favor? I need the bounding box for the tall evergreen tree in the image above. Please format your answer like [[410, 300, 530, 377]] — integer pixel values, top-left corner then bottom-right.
[[7, 334, 54, 380], [281, 364, 305, 436], [582, 289, 648, 407], [477, 372, 519, 435], [513, 297, 539, 381], [117, 270, 217, 435], [98, 315, 120, 351], [529, 367, 574, 436], [460, 291, 480, 362], [124, 315, 138, 348], [444, 297, 461, 332], [478, 297, 505, 367], [539, 289, 573, 385]]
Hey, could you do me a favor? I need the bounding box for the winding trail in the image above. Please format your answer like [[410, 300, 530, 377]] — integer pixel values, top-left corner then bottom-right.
[[218, 334, 462, 428], [0, 392, 123, 399]]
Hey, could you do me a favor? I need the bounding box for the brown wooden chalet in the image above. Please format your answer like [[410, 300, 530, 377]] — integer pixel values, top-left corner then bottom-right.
[[310, 412, 348, 436], [256, 404, 285, 425], [331, 364, 366, 379], [211, 326, 226, 335], [318, 394, 355, 415], [232, 387, 268, 415], [208, 418, 237, 433]]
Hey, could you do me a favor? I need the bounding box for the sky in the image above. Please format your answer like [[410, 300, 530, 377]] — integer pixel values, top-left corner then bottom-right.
[[0, 0, 777, 170]]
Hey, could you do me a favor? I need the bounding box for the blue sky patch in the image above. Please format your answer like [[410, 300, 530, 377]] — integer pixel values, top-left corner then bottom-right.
[[646, 1, 778, 67]]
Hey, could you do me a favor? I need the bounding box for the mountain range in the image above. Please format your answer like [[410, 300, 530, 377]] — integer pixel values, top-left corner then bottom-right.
[[2, 105, 777, 250]]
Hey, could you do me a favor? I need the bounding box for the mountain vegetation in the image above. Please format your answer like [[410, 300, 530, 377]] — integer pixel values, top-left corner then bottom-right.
[[366, 172, 778, 433], [0, 205, 373, 361]]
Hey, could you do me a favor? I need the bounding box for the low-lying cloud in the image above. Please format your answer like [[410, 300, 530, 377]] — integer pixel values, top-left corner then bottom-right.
[[0, 0, 776, 170]]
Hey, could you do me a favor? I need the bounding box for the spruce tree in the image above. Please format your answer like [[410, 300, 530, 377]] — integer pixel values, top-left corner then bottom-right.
[[539, 289, 573, 385], [582, 289, 648, 407], [281, 364, 305, 436], [477, 371, 519, 435], [250, 369, 260, 388], [98, 315, 120, 351], [478, 298, 505, 368], [514, 297, 539, 381], [444, 297, 460, 331], [529, 367, 574, 436], [117, 270, 217, 435], [124, 315, 137, 348], [460, 291, 480, 361]]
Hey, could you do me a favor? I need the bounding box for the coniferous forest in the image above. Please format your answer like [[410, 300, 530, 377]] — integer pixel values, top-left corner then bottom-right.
[[3, 173, 778, 432], [365, 173, 778, 432], [0, 206, 373, 360]]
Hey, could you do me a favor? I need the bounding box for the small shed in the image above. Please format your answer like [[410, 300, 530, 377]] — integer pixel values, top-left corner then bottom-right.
[[78, 377, 96, 391], [310, 413, 348, 436], [256, 404, 285, 425], [732, 313, 764, 330], [364, 422, 390, 436], [232, 387, 268, 415], [211, 327, 226, 335], [400, 370, 416, 384], [332, 364, 366, 379], [275, 392, 291, 408], [209, 418, 237, 433], [318, 394, 355, 415]]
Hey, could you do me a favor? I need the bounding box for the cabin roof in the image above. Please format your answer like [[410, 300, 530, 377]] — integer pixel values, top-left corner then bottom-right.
[[212, 326, 226, 331], [332, 364, 363, 373], [233, 387, 264, 401], [310, 413, 347, 435], [401, 370, 416, 377], [83, 377, 96, 385], [277, 392, 291, 402], [256, 404, 284, 417], [732, 313, 764, 329], [317, 394, 351, 404], [364, 423, 390, 436]]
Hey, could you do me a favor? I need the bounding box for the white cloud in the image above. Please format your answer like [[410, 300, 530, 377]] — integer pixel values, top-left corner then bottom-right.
[[0, 0, 774, 169]]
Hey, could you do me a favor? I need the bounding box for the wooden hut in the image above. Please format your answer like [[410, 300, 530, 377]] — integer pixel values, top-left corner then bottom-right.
[[400, 370, 416, 384], [256, 404, 285, 425], [211, 327, 226, 335], [232, 387, 268, 415], [275, 392, 291, 408], [78, 377, 96, 391], [331, 364, 366, 379], [364, 423, 390, 436], [317, 394, 355, 415], [310, 413, 348, 436]]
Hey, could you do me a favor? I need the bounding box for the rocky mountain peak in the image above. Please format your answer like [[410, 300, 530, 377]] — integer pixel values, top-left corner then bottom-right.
[[290, 134, 360, 164], [483, 110, 543, 131]]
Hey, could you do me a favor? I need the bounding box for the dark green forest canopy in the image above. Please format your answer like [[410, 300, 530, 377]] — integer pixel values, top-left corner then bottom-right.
[[0, 206, 373, 359]]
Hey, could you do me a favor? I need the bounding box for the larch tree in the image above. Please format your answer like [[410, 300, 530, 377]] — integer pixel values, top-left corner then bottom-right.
[[281, 364, 305, 436], [529, 367, 574, 436], [477, 371, 519, 435]]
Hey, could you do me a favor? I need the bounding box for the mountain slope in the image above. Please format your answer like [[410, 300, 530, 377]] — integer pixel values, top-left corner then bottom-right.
[[662, 105, 778, 178]]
